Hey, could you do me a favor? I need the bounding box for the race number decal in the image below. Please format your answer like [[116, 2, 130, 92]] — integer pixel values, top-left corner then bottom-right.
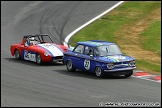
[[84, 59, 90, 70], [24, 50, 29, 60], [24, 50, 36, 62]]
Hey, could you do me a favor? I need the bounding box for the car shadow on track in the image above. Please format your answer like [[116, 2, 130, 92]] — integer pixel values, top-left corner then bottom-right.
[[3, 58, 64, 67], [54, 69, 131, 80]]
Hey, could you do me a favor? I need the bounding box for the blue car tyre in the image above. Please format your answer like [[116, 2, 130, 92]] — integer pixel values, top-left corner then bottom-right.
[[66, 60, 76, 72], [125, 70, 133, 77], [95, 66, 103, 78]]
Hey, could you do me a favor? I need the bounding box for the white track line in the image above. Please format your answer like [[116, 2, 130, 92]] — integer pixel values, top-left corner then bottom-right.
[[133, 74, 154, 78], [63, 1, 125, 47]]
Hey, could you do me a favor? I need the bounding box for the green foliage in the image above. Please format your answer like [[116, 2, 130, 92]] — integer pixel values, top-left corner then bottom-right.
[[136, 60, 161, 73], [140, 21, 161, 56]]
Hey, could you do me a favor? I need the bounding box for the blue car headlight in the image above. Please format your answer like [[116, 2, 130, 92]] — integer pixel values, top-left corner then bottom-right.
[[129, 60, 136, 66], [107, 63, 115, 69], [44, 51, 49, 56]]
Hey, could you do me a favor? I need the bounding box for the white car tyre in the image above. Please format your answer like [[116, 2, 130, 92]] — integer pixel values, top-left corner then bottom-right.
[[36, 53, 42, 65], [14, 49, 21, 59]]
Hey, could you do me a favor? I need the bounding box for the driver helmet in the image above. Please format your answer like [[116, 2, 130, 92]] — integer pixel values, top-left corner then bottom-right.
[[29, 37, 35, 41]]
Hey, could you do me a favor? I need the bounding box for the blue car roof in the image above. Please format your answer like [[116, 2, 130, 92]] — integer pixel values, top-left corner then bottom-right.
[[77, 40, 115, 47]]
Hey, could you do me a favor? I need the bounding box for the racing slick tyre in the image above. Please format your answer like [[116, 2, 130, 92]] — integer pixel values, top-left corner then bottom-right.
[[36, 53, 42, 65], [95, 66, 104, 78], [66, 60, 76, 72], [14, 49, 21, 59], [125, 70, 133, 77]]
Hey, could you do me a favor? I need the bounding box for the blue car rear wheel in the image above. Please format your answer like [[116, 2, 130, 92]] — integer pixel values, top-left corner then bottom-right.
[[66, 60, 76, 72]]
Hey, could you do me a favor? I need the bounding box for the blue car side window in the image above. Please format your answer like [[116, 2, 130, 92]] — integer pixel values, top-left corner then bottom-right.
[[94, 47, 100, 56], [74, 45, 84, 54], [84, 46, 93, 56]]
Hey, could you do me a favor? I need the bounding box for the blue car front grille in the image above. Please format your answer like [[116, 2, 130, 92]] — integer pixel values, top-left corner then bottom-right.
[[114, 61, 129, 67]]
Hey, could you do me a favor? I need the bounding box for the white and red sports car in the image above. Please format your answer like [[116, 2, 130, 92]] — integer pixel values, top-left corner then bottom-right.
[[10, 34, 68, 64]]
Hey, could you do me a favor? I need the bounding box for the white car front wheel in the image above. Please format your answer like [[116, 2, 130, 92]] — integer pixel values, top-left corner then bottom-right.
[[36, 54, 42, 65]]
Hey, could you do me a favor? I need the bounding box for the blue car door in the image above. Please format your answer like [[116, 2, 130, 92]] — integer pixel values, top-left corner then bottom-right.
[[71, 44, 84, 69], [80, 46, 94, 71], [71, 53, 83, 69]]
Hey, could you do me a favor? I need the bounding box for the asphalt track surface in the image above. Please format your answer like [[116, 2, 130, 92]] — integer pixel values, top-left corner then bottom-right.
[[1, 1, 161, 107]]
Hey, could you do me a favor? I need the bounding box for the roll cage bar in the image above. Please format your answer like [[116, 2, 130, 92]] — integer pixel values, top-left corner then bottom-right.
[[23, 34, 54, 43]]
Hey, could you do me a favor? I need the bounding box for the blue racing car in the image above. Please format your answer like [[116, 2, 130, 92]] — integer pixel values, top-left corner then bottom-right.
[[63, 40, 136, 78]]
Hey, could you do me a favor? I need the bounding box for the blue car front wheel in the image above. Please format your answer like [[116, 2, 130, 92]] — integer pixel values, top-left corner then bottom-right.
[[125, 70, 133, 77], [95, 66, 103, 78]]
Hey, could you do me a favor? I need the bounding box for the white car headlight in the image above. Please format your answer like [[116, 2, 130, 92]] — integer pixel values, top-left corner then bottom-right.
[[107, 63, 115, 69], [129, 60, 136, 66], [44, 51, 49, 56]]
